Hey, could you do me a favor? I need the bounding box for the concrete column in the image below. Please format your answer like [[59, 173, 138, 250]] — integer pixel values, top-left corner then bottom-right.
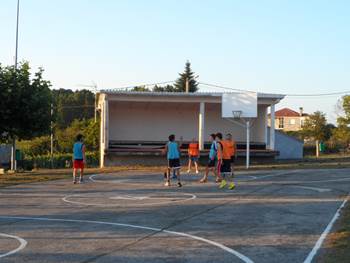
[[246, 120, 250, 169], [270, 104, 275, 150], [198, 102, 205, 150], [264, 106, 268, 146], [100, 95, 109, 168]]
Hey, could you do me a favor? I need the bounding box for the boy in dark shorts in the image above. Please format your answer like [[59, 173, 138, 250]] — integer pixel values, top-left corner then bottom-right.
[[187, 138, 199, 174], [219, 133, 236, 190], [163, 134, 182, 187], [199, 134, 217, 183]]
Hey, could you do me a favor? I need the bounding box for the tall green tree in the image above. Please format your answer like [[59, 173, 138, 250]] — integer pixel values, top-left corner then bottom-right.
[[52, 89, 95, 128], [302, 111, 328, 156], [0, 62, 52, 140], [174, 61, 198, 92], [332, 95, 350, 146]]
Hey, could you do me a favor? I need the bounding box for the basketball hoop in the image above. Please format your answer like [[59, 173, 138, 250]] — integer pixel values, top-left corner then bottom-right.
[[232, 110, 242, 119]]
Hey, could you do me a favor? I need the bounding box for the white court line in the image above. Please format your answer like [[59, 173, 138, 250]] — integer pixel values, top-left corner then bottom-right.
[[291, 186, 331, 193], [303, 193, 349, 263], [0, 233, 27, 259], [62, 192, 197, 207], [0, 216, 254, 263]]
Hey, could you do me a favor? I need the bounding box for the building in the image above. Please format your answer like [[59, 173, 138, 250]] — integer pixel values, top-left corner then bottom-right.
[[268, 107, 309, 131], [97, 91, 286, 167]]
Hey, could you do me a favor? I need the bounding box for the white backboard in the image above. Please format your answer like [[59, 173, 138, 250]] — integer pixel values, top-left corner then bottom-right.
[[222, 92, 257, 118]]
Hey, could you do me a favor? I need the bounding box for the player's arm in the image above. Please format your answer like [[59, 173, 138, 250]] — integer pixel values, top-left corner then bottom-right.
[[217, 143, 223, 161], [162, 143, 168, 155]]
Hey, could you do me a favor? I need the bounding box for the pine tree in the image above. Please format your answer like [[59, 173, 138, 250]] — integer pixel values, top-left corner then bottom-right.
[[174, 61, 198, 92]]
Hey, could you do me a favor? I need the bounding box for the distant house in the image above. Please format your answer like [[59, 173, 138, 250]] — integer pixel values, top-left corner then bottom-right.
[[268, 107, 309, 131]]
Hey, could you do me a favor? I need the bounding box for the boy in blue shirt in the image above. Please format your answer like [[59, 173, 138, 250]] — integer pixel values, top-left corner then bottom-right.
[[199, 134, 217, 183], [73, 134, 86, 184], [164, 134, 182, 187]]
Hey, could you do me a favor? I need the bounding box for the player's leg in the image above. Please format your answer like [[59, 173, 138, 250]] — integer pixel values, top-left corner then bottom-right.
[[228, 156, 235, 190], [73, 167, 77, 184], [219, 160, 228, 188], [79, 167, 84, 183], [216, 159, 222, 183], [194, 159, 199, 174], [176, 168, 182, 187], [165, 160, 171, 186], [187, 157, 192, 173]]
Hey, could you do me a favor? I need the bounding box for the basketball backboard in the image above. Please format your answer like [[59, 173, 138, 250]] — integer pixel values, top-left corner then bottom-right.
[[221, 92, 257, 118]]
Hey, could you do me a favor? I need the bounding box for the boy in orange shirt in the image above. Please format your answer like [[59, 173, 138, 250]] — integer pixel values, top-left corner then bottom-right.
[[219, 133, 236, 190], [187, 138, 199, 174]]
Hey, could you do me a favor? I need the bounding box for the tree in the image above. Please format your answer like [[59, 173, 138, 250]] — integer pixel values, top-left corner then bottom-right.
[[52, 89, 95, 128], [301, 111, 328, 157], [152, 84, 177, 92], [0, 62, 52, 140], [130, 86, 151, 92], [331, 95, 350, 147], [55, 118, 99, 153], [174, 61, 198, 92]]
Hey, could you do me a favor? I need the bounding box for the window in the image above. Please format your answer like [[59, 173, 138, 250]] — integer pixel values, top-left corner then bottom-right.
[[278, 118, 284, 129], [290, 119, 295, 125]]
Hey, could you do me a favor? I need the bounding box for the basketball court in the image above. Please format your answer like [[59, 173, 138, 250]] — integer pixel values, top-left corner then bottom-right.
[[0, 168, 349, 262]]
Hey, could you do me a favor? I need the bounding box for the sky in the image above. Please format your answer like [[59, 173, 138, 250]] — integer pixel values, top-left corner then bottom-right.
[[1, 0, 350, 123]]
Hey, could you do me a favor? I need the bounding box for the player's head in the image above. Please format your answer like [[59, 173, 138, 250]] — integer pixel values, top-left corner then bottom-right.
[[209, 133, 216, 142], [168, 134, 175, 142], [76, 134, 83, 142], [215, 132, 223, 141], [226, 133, 232, 140]]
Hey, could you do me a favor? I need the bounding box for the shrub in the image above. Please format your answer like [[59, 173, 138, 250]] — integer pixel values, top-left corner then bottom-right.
[[21, 151, 99, 170]]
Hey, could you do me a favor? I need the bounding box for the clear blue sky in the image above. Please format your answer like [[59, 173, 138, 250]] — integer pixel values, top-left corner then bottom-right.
[[1, 0, 350, 123]]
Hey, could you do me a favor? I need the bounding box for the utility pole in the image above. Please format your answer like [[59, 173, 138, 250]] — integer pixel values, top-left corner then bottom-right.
[[11, 0, 20, 171], [50, 103, 54, 169]]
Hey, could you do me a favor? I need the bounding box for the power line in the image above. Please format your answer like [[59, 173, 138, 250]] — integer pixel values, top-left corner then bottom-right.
[[107, 80, 175, 90], [198, 81, 350, 97], [198, 82, 255, 93]]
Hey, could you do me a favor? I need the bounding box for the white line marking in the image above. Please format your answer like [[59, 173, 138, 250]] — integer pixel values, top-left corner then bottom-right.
[[109, 195, 149, 200], [0, 233, 27, 259], [0, 216, 254, 263], [291, 186, 331, 193], [302, 177, 350, 184], [62, 192, 197, 207], [303, 193, 349, 263]]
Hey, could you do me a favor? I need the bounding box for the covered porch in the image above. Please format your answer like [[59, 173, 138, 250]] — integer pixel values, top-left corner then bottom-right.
[[98, 91, 284, 167]]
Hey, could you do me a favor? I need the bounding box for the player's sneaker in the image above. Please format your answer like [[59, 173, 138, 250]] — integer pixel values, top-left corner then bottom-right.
[[195, 170, 199, 174], [186, 169, 190, 173], [177, 182, 182, 187], [164, 181, 170, 187], [79, 177, 83, 183], [219, 179, 227, 189], [228, 182, 235, 190]]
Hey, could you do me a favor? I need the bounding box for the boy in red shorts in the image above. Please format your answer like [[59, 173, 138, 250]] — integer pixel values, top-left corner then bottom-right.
[[73, 134, 86, 184]]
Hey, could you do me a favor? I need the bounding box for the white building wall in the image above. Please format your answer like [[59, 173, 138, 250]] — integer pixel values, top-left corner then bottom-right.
[[108, 101, 268, 143]]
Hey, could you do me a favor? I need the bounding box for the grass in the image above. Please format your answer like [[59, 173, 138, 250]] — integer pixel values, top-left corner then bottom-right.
[[319, 200, 350, 263]]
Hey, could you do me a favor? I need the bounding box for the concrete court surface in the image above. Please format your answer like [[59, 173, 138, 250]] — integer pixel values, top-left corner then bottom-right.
[[0, 168, 349, 263]]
